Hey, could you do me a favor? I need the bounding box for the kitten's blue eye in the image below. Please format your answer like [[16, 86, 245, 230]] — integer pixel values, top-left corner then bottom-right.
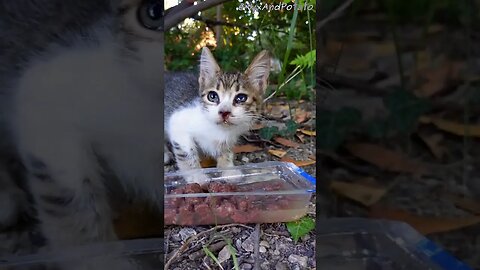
[[207, 91, 219, 103], [234, 94, 248, 103], [138, 1, 163, 31]]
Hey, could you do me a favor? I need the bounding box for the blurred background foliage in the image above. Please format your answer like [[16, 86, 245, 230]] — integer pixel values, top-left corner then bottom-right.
[[165, 0, 316, 100]]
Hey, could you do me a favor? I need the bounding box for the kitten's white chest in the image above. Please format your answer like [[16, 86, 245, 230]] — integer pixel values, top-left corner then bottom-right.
[[167, 105, 245, 157]]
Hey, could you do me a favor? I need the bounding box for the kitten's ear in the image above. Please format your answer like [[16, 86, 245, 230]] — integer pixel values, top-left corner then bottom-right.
[[245, 50, 271, 95], [199, 47, 221, 89]]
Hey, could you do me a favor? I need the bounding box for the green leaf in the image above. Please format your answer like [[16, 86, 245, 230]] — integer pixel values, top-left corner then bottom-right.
[[290, 50, 316, 68], [384, 89, 431, 134], [282, 120, 299, 137], [259, 126, 280, 140], [317, 107, 362, 150], [286, 216, 315, 242]]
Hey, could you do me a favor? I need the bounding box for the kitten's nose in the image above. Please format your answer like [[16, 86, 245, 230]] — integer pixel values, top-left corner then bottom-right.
[[219, 110, 231, 120]]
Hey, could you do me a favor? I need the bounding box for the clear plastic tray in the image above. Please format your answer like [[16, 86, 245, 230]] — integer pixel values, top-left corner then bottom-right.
[[316, 218, 473, 270], [164, 161, 316, 225]]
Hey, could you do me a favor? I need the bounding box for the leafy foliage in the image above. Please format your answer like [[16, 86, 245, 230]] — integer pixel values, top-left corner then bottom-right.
[[286, 216, 315, 242], [259, 120, 298, 140], [165, 0, 316, 100]]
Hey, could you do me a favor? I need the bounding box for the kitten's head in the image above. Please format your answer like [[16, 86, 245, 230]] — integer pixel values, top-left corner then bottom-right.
[[198, 47, 271, 129]]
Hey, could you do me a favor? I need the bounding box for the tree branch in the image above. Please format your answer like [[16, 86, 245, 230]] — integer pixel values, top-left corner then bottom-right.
[[317, 0, 355, 30], [165, 0, 233, 30]]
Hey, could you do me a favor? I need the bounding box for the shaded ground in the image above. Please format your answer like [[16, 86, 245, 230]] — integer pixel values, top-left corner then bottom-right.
[[316, 4, 480, 268]]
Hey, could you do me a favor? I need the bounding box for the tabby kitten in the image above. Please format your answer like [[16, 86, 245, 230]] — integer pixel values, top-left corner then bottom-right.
[[165, 47, 271, 180], [0, 0, 164, 268]]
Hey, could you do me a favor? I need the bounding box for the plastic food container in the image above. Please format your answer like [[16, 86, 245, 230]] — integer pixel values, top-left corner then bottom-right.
[[316, 218, 473, 270], [164, 161, 316, 226]]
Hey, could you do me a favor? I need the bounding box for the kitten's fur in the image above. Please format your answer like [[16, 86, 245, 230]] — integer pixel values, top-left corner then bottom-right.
[[165, 48, 270, 177], [0, 0, 164, 267]]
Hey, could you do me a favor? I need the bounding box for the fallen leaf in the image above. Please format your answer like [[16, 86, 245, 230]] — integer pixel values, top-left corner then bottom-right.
[[281, 156, 315, 167], [200, 157, 216, 168], [369, 205, 480, 235], [419, 116, 480, 137], [233, 144, 262, 153], [308, 155, 316, 160], [274, 137, 300, 148], [415, 61, 463, 97], [296, 133, 305, 143], [251, 123, 265, 130], [298, 129, 316, 136], [330, 180, 387, 206], [294, 108, 311, 123], [345, 143, 427, 174], [418, 133, 447, 159], [266, 103, 289, 119], [446, 194, 480, 215], [268, 149, 287, 158]]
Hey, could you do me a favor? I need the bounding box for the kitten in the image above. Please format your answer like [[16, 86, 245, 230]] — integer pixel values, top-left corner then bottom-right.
[[165, 47, 271, 181], [0, 0, 164, 268]]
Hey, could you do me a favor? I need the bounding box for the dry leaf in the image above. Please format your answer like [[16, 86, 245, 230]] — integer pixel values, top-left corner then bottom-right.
[[446, 194, 480, 215], [268, 149, 287, 158], [294, 109, 311, 123], [296, 134, 305, 143], [345, 143, 427, 174], [415, 61, 463, 97], [420, 116, 480, 137], [280, 156, 315, 167], [274, 137, 300, 148], [369, 205, 480, 235], [251, 123, 265, 130], [233, 144, 262, 153], [330, 180, 387, 206], [418, 133, 447, 159], [298, 129, 316, 136], [308, 155, 316, 160], [200, 157, 216, 168], [266, 103, 289, 119]]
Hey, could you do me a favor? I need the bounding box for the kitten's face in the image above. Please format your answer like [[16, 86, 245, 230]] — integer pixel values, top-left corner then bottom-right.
[[198, 48, 271, 128]]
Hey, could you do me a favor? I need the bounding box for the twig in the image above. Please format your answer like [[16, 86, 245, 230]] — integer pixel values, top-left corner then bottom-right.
[[317, 0, 355, 30], [253, 224, 261, 270], [165, 0, 233, 30], [189, 240, 226, 260], [165, 224, 253, 269]]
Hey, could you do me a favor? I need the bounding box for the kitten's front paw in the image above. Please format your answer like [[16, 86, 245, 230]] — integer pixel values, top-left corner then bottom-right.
[[184, 172, 211, 184]]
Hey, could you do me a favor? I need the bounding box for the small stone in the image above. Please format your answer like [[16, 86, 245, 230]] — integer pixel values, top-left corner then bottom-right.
[[288, 254, 308, 268], [275, 261, 289, 270], [259, 240, 270, 248], [236, 239, 242, 250], [178, 228, 196, 241], [259, 246, 267, 253], [241, 156, 249, 163], [260, 261, 270, 270], [273, 249, 280, 256], [217, 246, 231, 264], [241, 233, 256, 252], [240, 263, 252, 270], [301, 234, 310, 241]]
